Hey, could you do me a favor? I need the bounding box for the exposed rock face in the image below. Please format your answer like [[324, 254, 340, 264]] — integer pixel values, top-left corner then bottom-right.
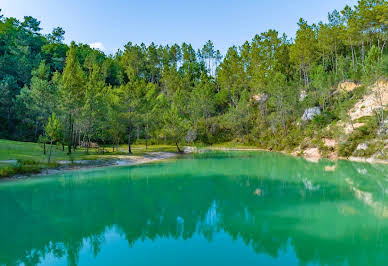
[[323, 138, 337, 148], [338, 81, 360, 92], [356, 143, 368, 151], [303, 147, 321, 162], [299, 90, 307, 101], [349, 79, 388, 120], [302, 107, 321, 121], [338, 122, 365, 135]]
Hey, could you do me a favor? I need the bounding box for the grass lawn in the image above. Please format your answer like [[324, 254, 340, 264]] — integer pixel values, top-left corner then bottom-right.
[[0, 139, 177, 177]]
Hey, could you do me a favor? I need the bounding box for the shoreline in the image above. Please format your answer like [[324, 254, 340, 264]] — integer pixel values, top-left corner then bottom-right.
[[2, 146, 388, 180], [1, 152, 181, 181], [204, 146, 388, 165]]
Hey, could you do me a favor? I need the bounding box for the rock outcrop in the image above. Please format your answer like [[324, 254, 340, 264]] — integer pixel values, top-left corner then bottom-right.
[[356, 143, 368, 151], [349, 79, 388, 120], [303, 147, 321, 162], [302, 107, 321, 121]]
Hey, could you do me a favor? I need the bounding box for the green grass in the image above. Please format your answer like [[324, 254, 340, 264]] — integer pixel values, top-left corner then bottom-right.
[[0, 139, 73, 162], [0, 139, 177, 177]]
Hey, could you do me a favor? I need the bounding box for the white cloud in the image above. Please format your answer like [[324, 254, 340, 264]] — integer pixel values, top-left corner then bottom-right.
[[89, 42, 105, 51]]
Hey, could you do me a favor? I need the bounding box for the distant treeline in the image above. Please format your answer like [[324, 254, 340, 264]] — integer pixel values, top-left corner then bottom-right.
[[0, 1, 387, 153]]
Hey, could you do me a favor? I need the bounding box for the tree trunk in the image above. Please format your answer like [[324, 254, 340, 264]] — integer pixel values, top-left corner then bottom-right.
[[361, 41, 365, 68], [34, 120, 39, 141], [175, 142, 181, 153], [78, 130, 81, 149], [351, 45, 355, 71], [281, 110, 286, 133], [67, 115, 72, 155], [381, 41, 386, 60], [7, 106, 11, 135], [145, 119, 149, 151], [62, 133, 65, 152], [48, 140, 53, 163], [73, 128, 77, 150], [334, 38, 338, 75], [128, 127, 132, 154]]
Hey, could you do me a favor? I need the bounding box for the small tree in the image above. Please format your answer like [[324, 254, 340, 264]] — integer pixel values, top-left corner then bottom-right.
[[46, 113, 62, 163], [163, 107, 189, 152], [364, 45, 383, 84]]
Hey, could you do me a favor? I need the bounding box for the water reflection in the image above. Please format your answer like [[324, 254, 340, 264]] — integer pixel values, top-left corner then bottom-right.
[[1, 151, 388, 265]]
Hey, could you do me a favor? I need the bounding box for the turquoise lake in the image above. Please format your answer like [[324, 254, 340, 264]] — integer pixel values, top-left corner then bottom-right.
[[1, 151, 388, 265]]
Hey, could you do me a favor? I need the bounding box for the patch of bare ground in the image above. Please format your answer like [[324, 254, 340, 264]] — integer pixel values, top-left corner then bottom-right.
[[303, 148, 321, 163], [349, 79, 388, 121], [338, 81, 360, 92]]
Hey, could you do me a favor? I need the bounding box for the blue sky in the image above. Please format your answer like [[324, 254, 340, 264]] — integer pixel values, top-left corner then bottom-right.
[[1, 0, 358, 55]]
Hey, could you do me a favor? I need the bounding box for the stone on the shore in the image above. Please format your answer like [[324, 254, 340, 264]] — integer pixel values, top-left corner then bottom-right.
[[183, 146, 197, 153]]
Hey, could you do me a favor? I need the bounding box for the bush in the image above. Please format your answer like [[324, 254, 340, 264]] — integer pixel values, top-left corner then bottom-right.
[[0, 159, 52, 178], [0, 164, 41, 178], [17, 159, 39, 166], [312, 111, 337, 128], [338, 118, 378, 157]]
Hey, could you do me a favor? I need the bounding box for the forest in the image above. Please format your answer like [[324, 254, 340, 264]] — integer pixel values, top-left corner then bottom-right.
[[0, 0, 387, 155]]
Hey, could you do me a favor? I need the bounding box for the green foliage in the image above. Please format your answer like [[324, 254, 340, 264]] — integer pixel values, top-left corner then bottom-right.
[[312, 111, 337, 128], [338, 118, 379, 157], [0, 0, 387, 157], [46, 113, 61, 142], [363, 45, 385, 84]]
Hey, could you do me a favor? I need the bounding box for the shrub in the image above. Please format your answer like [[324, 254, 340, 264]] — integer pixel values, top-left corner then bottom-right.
[[312, 111, 337, 128], [338, 118, 378, 157]]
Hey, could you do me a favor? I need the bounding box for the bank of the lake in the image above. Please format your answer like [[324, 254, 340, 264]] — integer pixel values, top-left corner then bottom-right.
[[2, 137, 388, 179], [205, 144, 388, 165], [0, 139, 182, 179]]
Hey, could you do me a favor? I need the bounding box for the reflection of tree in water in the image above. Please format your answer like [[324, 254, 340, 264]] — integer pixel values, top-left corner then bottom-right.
[[1, 151, 388, 265]]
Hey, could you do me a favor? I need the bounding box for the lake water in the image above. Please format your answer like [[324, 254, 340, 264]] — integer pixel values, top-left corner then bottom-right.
[[1, 151, 388, 266]]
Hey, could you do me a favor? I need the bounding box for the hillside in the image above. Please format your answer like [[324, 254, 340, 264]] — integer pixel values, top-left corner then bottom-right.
[[0, 1, 387, 168], [291, 79, 388, 163]]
